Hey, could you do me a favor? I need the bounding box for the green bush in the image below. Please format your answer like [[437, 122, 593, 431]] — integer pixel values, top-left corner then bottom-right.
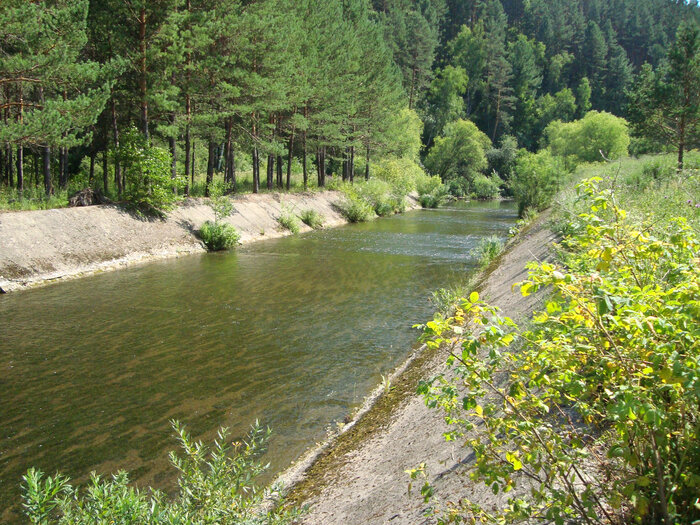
[[446, 178, 470, 198], [545, 110, 630, 169], [511, 149, 563, 217], [22, 421, 299, 524], [118, 127, 184, 214], [472, 173, 502, 200], [425, 119, 491, 183], [417, 179, 700, 524], [299, 209, 325, 229], [471, 235, 504, 266], [277, 208, 301, 234], [199, 220, 240, 251], [337, 195, 375, 222]]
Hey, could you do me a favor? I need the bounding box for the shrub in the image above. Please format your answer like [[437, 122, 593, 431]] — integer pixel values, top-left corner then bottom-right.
[[545, 110, 630, 169], [299, 209, 325, 229], [471, 235, 504, 266], [22, 421, 299, 524], [199, 220, 240, 251], [337, 195, 375, 222], [425, 119, 491, 184], [277, 207, 301, 234], [416, 179, 700, 524], [117, 127, 184, 214], [486, 134, 519, 180], [472, 173, 502, 200], [511, 149, 563, 217], [447, 178, 470, 198], [372, 157, 427, 197]]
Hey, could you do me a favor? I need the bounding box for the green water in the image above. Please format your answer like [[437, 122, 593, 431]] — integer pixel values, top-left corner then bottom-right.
[[0, 200, 516, 521]]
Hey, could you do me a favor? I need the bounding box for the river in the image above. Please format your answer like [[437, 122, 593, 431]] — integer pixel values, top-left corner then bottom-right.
[[0, 200, 516, 521]]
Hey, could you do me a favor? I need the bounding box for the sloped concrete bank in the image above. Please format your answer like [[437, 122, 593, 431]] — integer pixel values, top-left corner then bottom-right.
[[278, 213, 557, 524], [0, 191, 417, 293]]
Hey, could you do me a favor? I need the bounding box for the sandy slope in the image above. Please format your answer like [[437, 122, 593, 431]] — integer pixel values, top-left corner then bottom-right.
[[292, 215, 557, 525], [1, 191, 410, 293]]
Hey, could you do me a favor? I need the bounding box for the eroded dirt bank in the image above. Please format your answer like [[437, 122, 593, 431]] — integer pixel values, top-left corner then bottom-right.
[[0, 191, 409, 293], [283, 214, 557, 524]]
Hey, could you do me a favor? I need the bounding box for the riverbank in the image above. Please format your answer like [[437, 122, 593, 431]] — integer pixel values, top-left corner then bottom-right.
[[0, 191, 418, 293], [278, 212, 557, 523]]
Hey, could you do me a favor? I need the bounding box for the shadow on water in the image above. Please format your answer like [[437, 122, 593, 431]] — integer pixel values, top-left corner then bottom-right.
[[0, 200, 516, 522]]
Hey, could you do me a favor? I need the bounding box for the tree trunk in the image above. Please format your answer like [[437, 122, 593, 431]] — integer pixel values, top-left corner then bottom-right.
[[16, 145, 23, 192], [350, 144, 355, 183], [229, 146, 236, 193], [267, 153, 274, 190], [205, 140, 215, 197], [59, 147, 67, 189], [184, 107, 191, 195], [302, 134, 308, 191], [191, 139, 196, 190], [89, 151, 95, 186], [7, 147, 13, 189], [139, 7, 149, 140], [286, 128, 295, 191], [42, 146, 52, 196], [103, 149, 108, 194], [224, 119, 232, 187], [365, 143, 370, 180], [276, 154, 283, 188], [110, 98, 122, 196], [342, 148, 348, 182], [253, 147, 260, 193], [320, 146, 326, 187]]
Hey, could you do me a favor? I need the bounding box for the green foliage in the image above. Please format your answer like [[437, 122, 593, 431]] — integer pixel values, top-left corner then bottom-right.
[[417, 175, 448, 208], [199, 221, 240, 251], [471, 235, 504, 266], [486, 135, 518, 181], [118, 128, 183, 214], [511, 149, 563, 217], [425, 119, 491, 184], [472, 174, 502, 200], [336, 195, 375, 223], [372, 157, 429, 197], [627, 21, 700, 168], [299, 209, 324, 229], [22, 421, 299, 524], [545, 111, 631, 169], [417, 178, 700, 523], [277, 207, 301, 234]]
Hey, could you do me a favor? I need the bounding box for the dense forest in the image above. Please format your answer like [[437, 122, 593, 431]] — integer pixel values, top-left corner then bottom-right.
[[0, 0, 698, 206]]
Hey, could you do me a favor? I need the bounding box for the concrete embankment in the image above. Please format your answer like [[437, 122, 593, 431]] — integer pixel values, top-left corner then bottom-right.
[[0, 191, 409, 293], [283, 213, 557, 524]]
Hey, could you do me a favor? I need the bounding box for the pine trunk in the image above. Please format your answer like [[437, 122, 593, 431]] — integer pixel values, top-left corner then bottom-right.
[[103, 149, 108, 194], [205, 141, 215, 197], [89, 151, 95, 185], [276, 154, 283, 188], [7, 147, 13, 189], [267, 154, 274, 190], [16, 145, 23, 192], [253, 147, 260, 193], [111, 98, 122, 196], [286, 128, 294, 191], [42, 146, 52, 196], [365, 143, 370, 180], [139, 7, 149, 140], [350, 144, 355, 183]]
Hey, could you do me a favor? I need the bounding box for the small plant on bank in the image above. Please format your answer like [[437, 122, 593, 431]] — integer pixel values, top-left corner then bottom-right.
[[22, 421, 300, 524], [278, 206, 301, 234], [471, 235, 505, 266], [200, 221, 240, 251], [199, 185, 240, 251], [299, 209, 325, 229]]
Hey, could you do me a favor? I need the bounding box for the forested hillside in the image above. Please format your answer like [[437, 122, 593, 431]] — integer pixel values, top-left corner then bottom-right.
[[0, 0, 698, 208]]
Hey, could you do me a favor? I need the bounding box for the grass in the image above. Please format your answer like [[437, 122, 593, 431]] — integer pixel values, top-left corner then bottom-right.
[[199, 221, 241, 251], [553, 151, 700, 232], [299, 209, 325, 229], [471, 235, 505, 266], [277, 207, 302, 234]]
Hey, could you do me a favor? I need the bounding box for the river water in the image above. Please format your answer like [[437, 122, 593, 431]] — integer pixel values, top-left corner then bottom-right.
[[0, 200, 516, 521]]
